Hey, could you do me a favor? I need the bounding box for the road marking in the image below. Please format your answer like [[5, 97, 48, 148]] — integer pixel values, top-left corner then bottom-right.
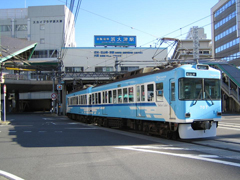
[[218, 127, 240, 131], [9, 131, 16, 133], [38, 131, 46, 133], [115, 145, 240, 168], [65, 128, 97, 130], [23, 131, 32, 133], [0, 170, 24, 180]]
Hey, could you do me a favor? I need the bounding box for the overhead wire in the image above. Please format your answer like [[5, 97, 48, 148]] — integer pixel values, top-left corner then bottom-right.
[[41, 0, 238, 71]]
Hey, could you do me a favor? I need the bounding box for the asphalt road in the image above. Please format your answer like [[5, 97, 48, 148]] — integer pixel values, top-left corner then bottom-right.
[[0, 113, 240, 180]]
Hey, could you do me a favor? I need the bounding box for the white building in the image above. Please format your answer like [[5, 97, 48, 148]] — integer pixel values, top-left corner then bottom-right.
[[0, 5, 76, 63], [62, 46, 168, 79], [171, 27, 212, 60]]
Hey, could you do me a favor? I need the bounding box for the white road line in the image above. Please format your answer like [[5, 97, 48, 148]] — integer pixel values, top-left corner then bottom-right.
[[219, 123, 240, 128], [115, 146, 240, 168], [9, 131, 16, 133], [219, 122, 240, 125], [38, 131, 46, 133], [23, 131, 32, 133], [218, 127, 240, 131], [65, 128, 97, 130], [0, 170, 24, 180]]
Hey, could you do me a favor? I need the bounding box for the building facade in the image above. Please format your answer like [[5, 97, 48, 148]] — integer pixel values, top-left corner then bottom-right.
[[171, 27, 212, 60], [0, 5, 76, 62], [211, 0, 240, 65], [62, 46, 168, 79]]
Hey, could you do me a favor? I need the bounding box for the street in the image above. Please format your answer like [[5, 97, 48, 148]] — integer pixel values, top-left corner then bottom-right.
[[0, 113, 240, 180]]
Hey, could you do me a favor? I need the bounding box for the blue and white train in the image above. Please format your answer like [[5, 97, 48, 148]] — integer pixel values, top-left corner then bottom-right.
[[66, 63, 222, 139]]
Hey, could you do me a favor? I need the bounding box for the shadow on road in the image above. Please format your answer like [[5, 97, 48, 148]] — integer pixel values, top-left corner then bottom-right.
[[6, 113, 157, 148]]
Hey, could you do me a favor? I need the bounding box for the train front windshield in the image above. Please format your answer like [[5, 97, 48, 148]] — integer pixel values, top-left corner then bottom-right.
[[179, 78, 221, 100]]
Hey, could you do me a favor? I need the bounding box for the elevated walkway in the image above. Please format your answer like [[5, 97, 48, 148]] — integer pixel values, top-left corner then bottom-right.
[[213, 64, 240, 112]]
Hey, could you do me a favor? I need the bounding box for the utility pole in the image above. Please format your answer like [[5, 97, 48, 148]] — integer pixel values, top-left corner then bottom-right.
[[192, 26, 200, 61], [115, 57, 119, 72], [0, 28, 2, 120]]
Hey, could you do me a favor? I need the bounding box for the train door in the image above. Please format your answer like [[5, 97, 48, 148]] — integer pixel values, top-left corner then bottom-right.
[[136, 84, 145, 117], [170, 79, 176, 119]]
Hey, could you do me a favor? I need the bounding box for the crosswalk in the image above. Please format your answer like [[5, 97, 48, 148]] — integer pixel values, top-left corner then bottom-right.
[[218, 122, 240, 131], [114, 144, 240, 168]]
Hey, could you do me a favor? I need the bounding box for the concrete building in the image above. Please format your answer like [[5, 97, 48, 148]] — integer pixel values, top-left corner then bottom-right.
[[62, 46, 168, 79], [0, 5, 76, 63], [211, 0, 240, 65], [171, 27, 212, 60]]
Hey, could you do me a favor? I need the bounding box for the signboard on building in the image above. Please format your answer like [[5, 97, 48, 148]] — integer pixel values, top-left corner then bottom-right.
[[94, 35, 136, 47]]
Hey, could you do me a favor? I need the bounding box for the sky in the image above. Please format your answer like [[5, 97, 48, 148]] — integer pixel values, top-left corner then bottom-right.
[[1, 0, 219, 47]]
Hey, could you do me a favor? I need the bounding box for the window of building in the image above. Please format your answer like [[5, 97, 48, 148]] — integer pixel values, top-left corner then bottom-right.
[[14, 24, 27, 31], [121, 66, 139, 72], [40, 38, 45, 44], [95, 67, 113, 72], [40, 24, 45, 30], [65, 67, 84, 73], [0, 25, 11, 32]]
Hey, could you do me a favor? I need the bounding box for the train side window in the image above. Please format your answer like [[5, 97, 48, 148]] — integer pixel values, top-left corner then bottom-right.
[[84, 95, 87, 104], [118, 89, 122, 103], [147, 84, 154, 102], [102, 92, 105, 103], [129, 87, 134, 102], [137, 86, 140, 102], [92, 94, 95, 104], [105, 91, 108, 103], [108, 90, 112, 103], [98, 92, 101, 104], [113, 90, 117, 103], [89, 95, 92, 105], [156, 82, 163, 101], [123, 88, 128, 102], [141, 85, 145, 101], [95, 93, 98, 104]]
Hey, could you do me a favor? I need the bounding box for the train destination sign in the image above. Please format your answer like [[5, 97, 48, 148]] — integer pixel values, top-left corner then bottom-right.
[[94, 35, 136, 47], [186, 72, 197, 76]]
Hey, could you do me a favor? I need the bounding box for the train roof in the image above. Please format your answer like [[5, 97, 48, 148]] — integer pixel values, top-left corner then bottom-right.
[[92, 63, 180, 89]]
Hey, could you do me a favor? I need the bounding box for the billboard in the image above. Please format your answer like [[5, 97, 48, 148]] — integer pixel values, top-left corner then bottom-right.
[[94, 35, 136, 47]]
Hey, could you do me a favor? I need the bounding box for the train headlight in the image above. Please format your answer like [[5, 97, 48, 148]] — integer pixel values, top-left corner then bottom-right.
[[185, 113, 191, 118]]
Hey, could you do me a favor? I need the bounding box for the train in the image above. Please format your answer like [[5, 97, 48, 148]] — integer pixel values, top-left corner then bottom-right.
[[66, 63, 222, 139]]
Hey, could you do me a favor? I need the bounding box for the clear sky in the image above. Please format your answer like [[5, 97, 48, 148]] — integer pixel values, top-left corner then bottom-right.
[[1, 0, 219, 47]]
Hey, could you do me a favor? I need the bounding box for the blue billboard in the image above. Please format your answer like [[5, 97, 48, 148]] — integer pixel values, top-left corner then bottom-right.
[[94, 35, 136, 47]]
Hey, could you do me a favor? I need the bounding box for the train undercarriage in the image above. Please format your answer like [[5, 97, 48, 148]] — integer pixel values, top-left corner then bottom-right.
[[67, 113, 180, 139]]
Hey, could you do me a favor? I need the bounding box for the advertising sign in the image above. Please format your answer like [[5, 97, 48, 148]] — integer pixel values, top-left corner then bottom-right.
[[94, 35, 136, 47]]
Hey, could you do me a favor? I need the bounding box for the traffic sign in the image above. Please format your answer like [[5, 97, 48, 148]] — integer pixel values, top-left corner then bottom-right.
[[57, 85, 62, 90], [51, 93, 57, 100]]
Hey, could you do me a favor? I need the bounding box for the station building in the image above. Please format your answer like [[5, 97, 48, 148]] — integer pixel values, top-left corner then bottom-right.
[[0, 5, 76, 63]]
